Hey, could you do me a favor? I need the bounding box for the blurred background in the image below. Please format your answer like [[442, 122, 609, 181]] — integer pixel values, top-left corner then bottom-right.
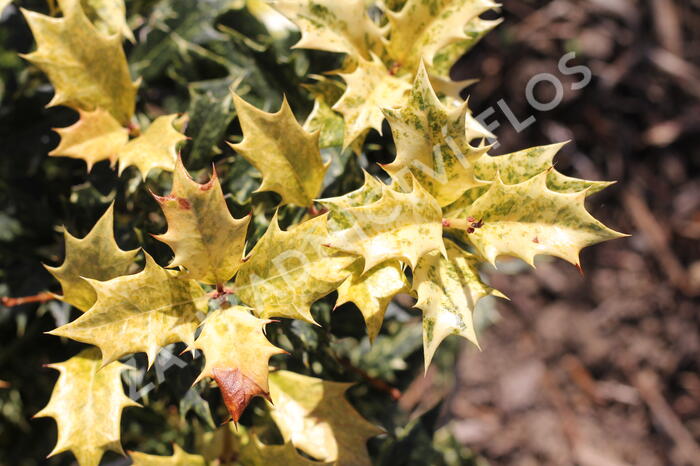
[[1, 0, 699, 465]]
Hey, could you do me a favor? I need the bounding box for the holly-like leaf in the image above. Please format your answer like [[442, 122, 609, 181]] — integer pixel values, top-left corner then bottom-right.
[[384, 0, 497, 74], [235, 214, 354, 324], [49, 253, 207, 366], [336, 260, 408, 342], [273, 0, 384, 60], [230, 93, 328, 207], [323, 171, 384, 228], [35, 348, 139, 466], [118, 114, 188, 179], [80, 0, 135, 42], [323, 177, 446, 272], [191, 306, 285, 422], [268, 371, 383, 466], [154, 159, 250, 285], [240, 435, 330, 466], [45, 203, 138, 312], [458, 171, 626, 266], [333, 56, 411, 148], [474, 142, 615, 194], [413, 239, 504, 369], [130, 445, 206, 466], [430, 16, 501, 80], [382, 63, 490, 206], [21, 0, 137, 124], [49, 108, 129, 171], [305, 96, 345, 150]]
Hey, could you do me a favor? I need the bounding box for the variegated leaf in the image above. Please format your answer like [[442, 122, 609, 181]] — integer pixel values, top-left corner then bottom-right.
[[36, 348, 139, 466], [336, 259, 408, 342], [191, 306, 285, 422], [333, 56, 411, 149], [45, 203, 138, 312], [49, 108, 129, 171], [457, 171, 626, 266], [50, 253, 207, 366], [384, 0, 498, 74], [430, 16, 501, 80], [154, 159, 250, 285], [130, 445, 206, 466], [413, 239, 503, 369], [273, 0, 384, 59], [235, 214, 354, 324], [21, 0, 137, 124], [239, 435, 330, 466], [323, 177, 445, 272], [117, 114, 188, 179], [230, 93, 328, 207], [80, 0, 135, 42], [268, 370, 383, 466], [474, 142, 615, 194], [382, 62, 490, 206]]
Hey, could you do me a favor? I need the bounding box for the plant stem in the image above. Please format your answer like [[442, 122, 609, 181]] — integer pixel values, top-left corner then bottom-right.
[[1, 292, 55, 308]]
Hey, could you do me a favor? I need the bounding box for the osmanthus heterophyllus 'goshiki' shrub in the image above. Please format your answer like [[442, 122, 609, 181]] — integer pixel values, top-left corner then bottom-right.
[[15, 0, 625, 464]]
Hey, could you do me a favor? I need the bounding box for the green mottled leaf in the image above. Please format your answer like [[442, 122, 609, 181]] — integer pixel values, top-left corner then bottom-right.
[[323, 177, 445, 272], [384, 0, 497, 74], [50, 253, 208, 366], [336, 259, 408, 342], [413, 239, 503, 369], [21, 0, 138, 124], [382, 63, 490, 206], [235, 214, 354, 323], [455, 171, 626, 266], [474, 142, 615, 194], [273, 0, 384, 59], [333, 56, 411, 148]]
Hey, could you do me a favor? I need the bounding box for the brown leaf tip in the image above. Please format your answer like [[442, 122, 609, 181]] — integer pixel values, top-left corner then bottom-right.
[[212, 368, 268, 423]]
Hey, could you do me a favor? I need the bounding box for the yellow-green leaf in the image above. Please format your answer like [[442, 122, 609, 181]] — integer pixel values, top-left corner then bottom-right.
[[458, 171, 626, 266], [336, 260, 408, 342], [36, 348, 139, 466], [80, 0, 135, 42], [230, 93, 328, 207], [333, 56, 411, 148], [117, 114, 188, 179], [323, 177, 446, 272], [49, 108, 129, 171], [49, 253, 207, 366], [474, 142, 615, 194], [431, 16, 501, 79], [21, 0, 137, 124], [385, 0, 497, 74], [382, 63, 490, 206], [191, 306, 285, 422], [154, 159, 251, 285], [273, 0, 384, 60], [413, 239, 504, 369], [268, 370, 382, 466], [130, 445, 206, 466], [323, 171, 384, 232], [235, 214, 354, 324], [239, 435, 330, 466], [45, 203, 138, 312]]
